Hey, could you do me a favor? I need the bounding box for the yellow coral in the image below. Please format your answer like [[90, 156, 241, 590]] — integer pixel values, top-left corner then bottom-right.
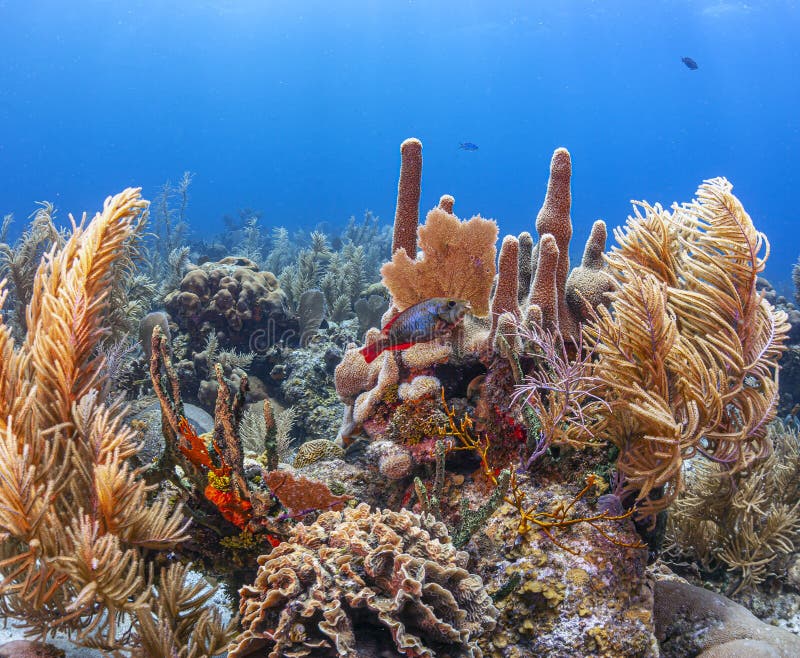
[[220, 530, 259, 551], [208, 471, 232, 492]]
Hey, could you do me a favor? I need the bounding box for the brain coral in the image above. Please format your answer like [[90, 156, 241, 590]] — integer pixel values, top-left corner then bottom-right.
[[164, 256, 295, 351], [229, 502, 498, 658]]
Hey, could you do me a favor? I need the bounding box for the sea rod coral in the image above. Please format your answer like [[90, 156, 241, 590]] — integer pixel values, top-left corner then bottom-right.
[[0, 189, 233, 654], [585, 178, 789, 519]]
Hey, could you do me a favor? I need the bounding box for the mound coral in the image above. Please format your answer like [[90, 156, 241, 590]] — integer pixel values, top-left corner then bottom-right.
[[164, 256, 294, 351], [475, 477, 656, 657], [229, 503, 498, 658], [654, 578, 800, 657]]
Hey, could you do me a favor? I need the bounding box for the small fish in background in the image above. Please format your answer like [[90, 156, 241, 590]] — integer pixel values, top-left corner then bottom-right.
[[459, 142, 479, 151], [681, 56, 699, 70], [359, 297, 470, 363]]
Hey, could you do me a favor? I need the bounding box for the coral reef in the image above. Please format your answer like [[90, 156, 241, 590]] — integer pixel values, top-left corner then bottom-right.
[[475, 477, 657, 657], [322, 138, 792, 657], [334, 141, 616, 448], [2, 138, 794, 657]]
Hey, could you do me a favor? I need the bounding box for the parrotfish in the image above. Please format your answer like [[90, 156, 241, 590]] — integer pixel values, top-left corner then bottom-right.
[[459, 142, 479, 151], [359, 297, 470, 363]]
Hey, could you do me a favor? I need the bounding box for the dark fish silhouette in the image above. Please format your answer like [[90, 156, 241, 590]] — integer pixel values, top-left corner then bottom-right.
[[459, 142, 479, 151], [681, 56, 698, 70]]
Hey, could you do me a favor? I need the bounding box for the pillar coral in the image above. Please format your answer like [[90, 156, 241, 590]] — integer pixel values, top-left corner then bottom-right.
[[392, 138, 423, 257], [566, 219, 616, 318], [526, 148, 614, 339], [489, 234, 521, 342], [333, 139, 615, 444], [384, 140, 612, 341], [517, 231, 534, 305], [534, 148, 574, 334], [529, 234, 561, 333]]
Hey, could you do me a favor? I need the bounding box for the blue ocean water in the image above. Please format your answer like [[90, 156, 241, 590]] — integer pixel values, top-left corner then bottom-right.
[[1, 1, 798, 279]]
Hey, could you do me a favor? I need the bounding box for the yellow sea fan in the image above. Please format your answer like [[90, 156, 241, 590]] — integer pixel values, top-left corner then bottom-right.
[[380, 207, 498, 316]]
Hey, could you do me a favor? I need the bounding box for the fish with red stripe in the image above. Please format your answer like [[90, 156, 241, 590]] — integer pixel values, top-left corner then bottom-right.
[[359, 297, 470, 363]]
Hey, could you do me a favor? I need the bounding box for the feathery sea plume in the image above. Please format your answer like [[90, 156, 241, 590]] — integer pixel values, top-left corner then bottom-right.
[[585, 178, 789, 520], [0, 189, 233, 652], [0, 201, 65, 334]]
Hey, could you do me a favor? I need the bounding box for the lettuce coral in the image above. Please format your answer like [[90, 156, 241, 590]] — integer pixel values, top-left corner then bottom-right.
[[229, 503, 498, 658]]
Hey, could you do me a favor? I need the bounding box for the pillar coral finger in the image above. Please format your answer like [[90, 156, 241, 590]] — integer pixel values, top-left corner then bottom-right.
[[528, 148, 615, 339], [392, 137, 423, 257], [534, 148, 574, 332], [489, 235, 521, 343], [517, 230, 534, 304], [566, 219, 616, 318]]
